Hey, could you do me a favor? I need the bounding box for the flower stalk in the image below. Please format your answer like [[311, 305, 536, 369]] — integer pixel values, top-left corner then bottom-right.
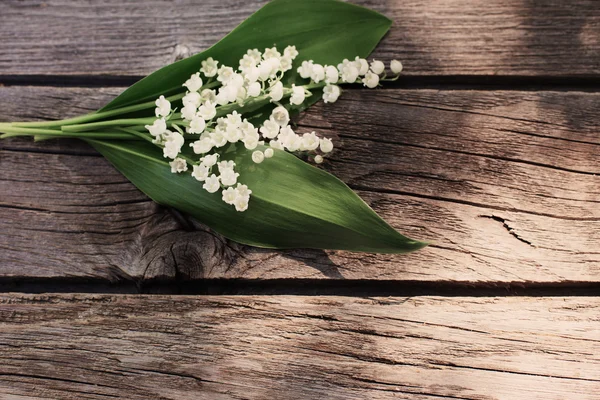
[[0, 45, 403, 213], [0, 125, 138, 140]]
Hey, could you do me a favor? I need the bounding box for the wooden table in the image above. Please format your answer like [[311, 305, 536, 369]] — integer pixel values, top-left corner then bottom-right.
[[1, 1, 599, 399]]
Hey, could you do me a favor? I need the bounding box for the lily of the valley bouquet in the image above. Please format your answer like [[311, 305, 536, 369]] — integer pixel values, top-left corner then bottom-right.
[[0, 0, 426, 254]]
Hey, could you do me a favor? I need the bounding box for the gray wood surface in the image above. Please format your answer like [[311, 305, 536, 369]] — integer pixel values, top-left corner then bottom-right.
[[1, 295, 599, 400], [1, 0, 599, 77], [1, 86, 598, 283]]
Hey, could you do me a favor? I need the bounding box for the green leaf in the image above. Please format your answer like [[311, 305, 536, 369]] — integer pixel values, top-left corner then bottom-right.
[[89, 0, 426, 253], [92, 140, 426, 253], [100, 0, 392, 111]]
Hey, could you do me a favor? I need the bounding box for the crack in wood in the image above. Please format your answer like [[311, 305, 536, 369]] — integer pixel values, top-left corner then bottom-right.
[[479, 215, 535, 247], [0, 372, 120, 389], [430, 361, 600, 383], [350, 184, 600, 222]]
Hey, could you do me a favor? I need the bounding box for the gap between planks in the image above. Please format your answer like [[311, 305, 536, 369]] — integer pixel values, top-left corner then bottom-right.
[[3, 75, 600, 92], [1, 277, 600, 296]]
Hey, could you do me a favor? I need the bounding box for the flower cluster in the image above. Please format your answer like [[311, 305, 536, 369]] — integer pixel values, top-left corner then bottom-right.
[[144, 46, 403, 212]]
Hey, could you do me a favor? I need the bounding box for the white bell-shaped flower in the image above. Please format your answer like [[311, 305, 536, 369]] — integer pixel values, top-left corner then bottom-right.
[[252, 151, 265, 164], [222, 187, 238, 205], [236, 183, 252, 198], [217, 160, 236, 173], [183, 72, 203, 92], [219, 168, 239, 186], [297, 60, 314, 79], [363, 71, 380, 88], [284, 45, 298, 59], [239, 54, 257, 73], [280, 55, 293, 72], [198, 101, 217, 121], [269, 140, 284, 150], [247, 81, 261, 97], [324, 65, 339, 84], [203, 174, 221, 193], [390, 59, 403, 74], [322, 84, 341, 103], [210, 130, 228, 147], [263, 47, 281, 60], [233, 196, 249, 212], [182, 92, 201, 108], [258, 61, 273, 81], [260, 119, 280, 139], [181, 104, 197, 121], [270, 106, 290, 127], [190, 138, 214, 154], [244, 66, 260, 83], [269, 81, 284, 102], [301, 132, 320, 151], [217, 66, 235, 84], [243, 133, 259, 150], [201, 57, 219, 77], [145, 118, 167, 138], [310, 64, 325, 83], [200, 88, 217, 103], [155, 95, 171, 118], [320, 137, 334, 153], [169, 158, 188, 173], [340, 61, 359, 83], [354, 57, 369, 75], [199, 154, 217, 168], [289, 84, 306, 105], [246, 49, 262, 64], [188, 116, 206, 134], [224, 125, 243, 143], [191, 164, 209, 181], [370, 60, 385, 75], [162, 130, 184, 159]]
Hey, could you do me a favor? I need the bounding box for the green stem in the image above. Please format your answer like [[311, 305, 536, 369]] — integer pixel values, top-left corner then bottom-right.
[[168, 119, 186, 126], [0, 122, 139, 140], [9, 95, 179, 129], [381, 74, 400, 82], [117, 127, 154, 143], [61, 118, 159, 133], [0, 126, 62, 136], [63, 113, 186, 133], [1, 131, 139, 140]]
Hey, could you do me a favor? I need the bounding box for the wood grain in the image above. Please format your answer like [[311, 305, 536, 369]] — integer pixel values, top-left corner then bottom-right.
[[0, 294, 598, 400], [1, 86, 598, 283], [1, 0, 599, 78]]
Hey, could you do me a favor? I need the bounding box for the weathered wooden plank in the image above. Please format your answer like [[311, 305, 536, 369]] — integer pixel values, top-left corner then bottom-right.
[[1, 0, 599, 77], [1, 86, 599, 283], [0, 295, 598, 399]]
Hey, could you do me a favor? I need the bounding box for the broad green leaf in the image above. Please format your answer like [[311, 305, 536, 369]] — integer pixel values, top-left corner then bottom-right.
[[100, 0, 392, 111], [92, 140, 426, 253], [89, 0, 426, 253]]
